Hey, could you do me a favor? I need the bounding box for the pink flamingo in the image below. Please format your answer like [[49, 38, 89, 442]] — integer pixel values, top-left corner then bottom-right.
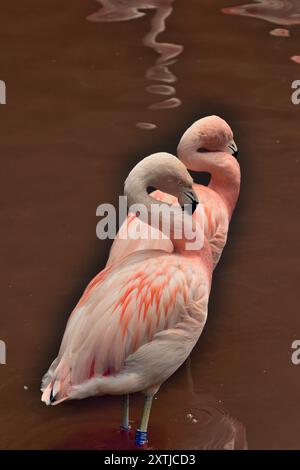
[[41, 153, 213, 446], [108, 115, 240, 269]]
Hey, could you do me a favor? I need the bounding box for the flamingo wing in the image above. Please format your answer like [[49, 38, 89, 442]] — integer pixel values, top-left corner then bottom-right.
[[41, 251, 209, 403]]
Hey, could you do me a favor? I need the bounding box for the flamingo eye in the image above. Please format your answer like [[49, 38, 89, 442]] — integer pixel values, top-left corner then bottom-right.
[[147, 186, 156, 194], [197, 147, 209, 153]]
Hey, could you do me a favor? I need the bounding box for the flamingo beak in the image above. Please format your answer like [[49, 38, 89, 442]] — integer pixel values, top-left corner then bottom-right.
[[228, 139, 238, 158], [179, 187, 199, 214]]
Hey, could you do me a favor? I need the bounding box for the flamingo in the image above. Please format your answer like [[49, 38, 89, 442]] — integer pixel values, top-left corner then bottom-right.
[[107, 115, 240, 269], [41, 152, 213, 446]]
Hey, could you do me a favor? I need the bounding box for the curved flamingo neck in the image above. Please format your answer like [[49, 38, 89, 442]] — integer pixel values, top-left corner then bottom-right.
[[124, 172, 200, 255], [206, 152, 240, 218], [179, 150, 240, 218]]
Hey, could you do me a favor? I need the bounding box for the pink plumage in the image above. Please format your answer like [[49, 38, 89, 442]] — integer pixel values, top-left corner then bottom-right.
[[41, 117, 240, 445], [108, 116, 240, 268]]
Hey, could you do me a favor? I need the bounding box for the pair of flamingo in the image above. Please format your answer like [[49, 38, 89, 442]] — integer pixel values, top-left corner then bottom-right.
[[41, 116, 240, 446]]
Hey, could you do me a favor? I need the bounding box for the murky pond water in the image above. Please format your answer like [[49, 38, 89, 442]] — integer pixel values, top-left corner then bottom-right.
[[0, 0, 300, 450]]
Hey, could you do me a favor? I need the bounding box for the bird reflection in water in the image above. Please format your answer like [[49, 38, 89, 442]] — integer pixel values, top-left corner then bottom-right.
[[222, 0, 300, 62], [222, 0, 300, 26], [55, 358, 247, 450], [161, 358, 248, 450], [87, 1, 183, 129]]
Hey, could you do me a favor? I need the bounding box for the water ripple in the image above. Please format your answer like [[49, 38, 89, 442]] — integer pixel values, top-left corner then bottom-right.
[[87, 1, 183, 127], [222, 1, 300, 64], [169, 359, 248, 450], [222, 0, 300, 26]]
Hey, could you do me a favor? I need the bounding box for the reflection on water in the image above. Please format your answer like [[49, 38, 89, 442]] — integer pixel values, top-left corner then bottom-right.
[[270, 27, 290, 36], [87, 1, 183, 128], [291, 55, 300, 63], [168, 394, 247, 450], [136, 121, 157, 129], [174, 359, 248, 450], [222, 0, 300, 25], [222, 1, 300, 63], [56, 359, 247, 450], [57, 402, 247, 450]]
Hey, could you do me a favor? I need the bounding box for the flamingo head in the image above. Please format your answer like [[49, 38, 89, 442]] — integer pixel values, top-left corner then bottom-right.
[[124, 152, 199, 214], [177, 115, 238, 171]]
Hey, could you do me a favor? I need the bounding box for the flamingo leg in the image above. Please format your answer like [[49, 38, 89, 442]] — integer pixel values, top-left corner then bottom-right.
[[135, 395, 153, 446], [120, 394, 131, 431]]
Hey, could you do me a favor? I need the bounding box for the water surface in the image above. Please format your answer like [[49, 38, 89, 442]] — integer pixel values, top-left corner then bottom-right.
[[0, 0, 300, 450]]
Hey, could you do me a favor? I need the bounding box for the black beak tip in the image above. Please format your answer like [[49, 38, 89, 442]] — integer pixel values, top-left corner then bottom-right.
[[233, 149, 239, 159], [181, 201, 198, 214], [191, 200, 198, 214], [49, 388, 55, 404]]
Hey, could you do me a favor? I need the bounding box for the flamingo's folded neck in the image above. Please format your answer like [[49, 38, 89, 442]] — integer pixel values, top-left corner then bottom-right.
[[209, 169, 240, 218]]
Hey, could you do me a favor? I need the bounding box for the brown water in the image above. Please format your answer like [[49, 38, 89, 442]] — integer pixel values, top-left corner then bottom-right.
[[1, 0, 300, 450]]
